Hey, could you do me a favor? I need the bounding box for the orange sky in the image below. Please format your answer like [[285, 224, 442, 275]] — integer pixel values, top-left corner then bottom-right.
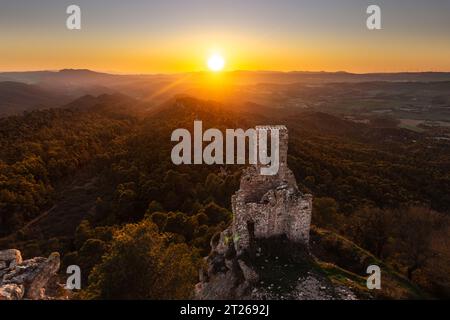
[[1, 1, 450, 73], [2, 32, 450, 74]]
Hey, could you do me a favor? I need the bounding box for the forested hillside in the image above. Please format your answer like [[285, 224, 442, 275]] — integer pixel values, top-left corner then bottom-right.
[[0, 95, 449, 298]]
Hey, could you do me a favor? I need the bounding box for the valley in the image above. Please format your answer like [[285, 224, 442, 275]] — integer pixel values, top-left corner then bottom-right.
[[0, 71, 449, 299]]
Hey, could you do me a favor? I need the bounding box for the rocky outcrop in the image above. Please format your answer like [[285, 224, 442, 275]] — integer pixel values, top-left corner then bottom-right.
[[0, 249, 63, 300], [0, 284, 24, 300], [195, 232, 358, 300], [0, 249, 22, 270]]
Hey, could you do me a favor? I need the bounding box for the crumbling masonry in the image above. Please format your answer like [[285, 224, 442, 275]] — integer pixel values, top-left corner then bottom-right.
[[196, 125, 312, 299], [231, 125, 312, 255]]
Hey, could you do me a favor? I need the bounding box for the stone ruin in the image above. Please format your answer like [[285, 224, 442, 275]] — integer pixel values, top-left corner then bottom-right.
[[232, 125, 312, 256], [196, 125, 313, 299]]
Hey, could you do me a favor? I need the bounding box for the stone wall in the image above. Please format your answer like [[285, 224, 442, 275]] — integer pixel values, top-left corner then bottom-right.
[[231, 125, 312, 256], [196, 125, 313, 299]]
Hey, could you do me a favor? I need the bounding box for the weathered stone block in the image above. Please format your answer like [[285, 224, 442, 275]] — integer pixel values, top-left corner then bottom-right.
[[0, 249, 22, 266], [0, 283, 24, 300]]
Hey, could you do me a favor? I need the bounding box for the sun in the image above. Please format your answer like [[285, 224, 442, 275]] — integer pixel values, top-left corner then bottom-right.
[[207, 54, 225, 72]]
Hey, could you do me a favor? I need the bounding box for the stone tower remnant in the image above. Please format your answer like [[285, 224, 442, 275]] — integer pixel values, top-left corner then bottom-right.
[[231, 125, 312, 256], [196, 125, 313, 299]]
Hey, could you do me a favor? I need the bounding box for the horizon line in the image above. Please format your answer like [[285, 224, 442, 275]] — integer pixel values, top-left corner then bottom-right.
[[2, 68, 450, 76]]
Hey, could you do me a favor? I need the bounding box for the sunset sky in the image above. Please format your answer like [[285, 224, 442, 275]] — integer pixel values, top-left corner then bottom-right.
[[1, 0, 450, 73]]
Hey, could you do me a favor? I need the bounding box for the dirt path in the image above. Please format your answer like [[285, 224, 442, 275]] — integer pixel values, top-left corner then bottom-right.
[[22, 205, 56, 230], [33, 175, 101, 238]]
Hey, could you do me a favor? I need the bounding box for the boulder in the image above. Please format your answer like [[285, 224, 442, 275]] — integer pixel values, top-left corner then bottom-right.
[[1, 250, 62, 300], [0, 249, 22, 269], [3, 257, 47, 284], [0, 284, 24, 300], [26, 253, 60, 299]]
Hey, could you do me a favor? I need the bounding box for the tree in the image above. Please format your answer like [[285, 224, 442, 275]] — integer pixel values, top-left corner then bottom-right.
[[201, 202, 231, 226], [394, 207, 442, 280], [351, 206, 395, 258], [146, 200, 164, 215], [148, 211, 167, 230], [82, 219, 200, 299], [77, 238, 108, 285], [312, 197, 339, 229], [75, 219, 94, 249]]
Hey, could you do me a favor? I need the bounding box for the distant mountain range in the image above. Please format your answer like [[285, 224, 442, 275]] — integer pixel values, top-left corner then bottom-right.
[[2, 69, 450, 84], [1, 69, 450, 117], [0, 81, 70, 116]]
